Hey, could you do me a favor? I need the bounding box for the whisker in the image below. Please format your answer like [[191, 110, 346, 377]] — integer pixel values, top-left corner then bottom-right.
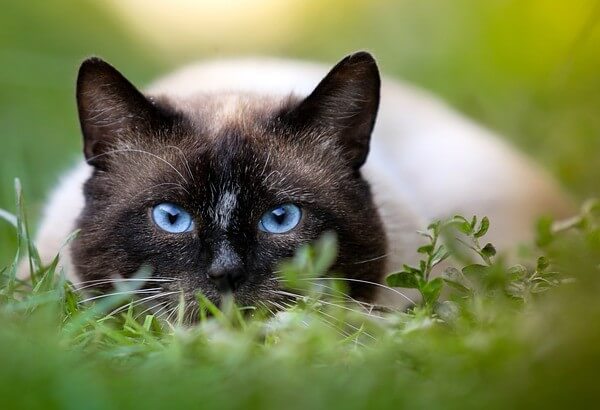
[[77, 276, 181, 283], [155, 306, 179, 330], [293, 282, 392, 315], [312, 306, 376, 341], [134, 301, 168, 320], [346, 253, 390, 265], [107, 298, 149, 318], [165, 305, 180, 324], [74, 278, 178, 291], [288, 277, 416, 305], [277, 299, 354, 341], [156, 306, 176, 321], [286, 280, 385, 313], [138, 182, 190, 197], [265, 300, 310, 328], [166, 145, 195, 183], [85, 148, 190, 189], [268, 299, 288, 312], [78, 288, 162, 304], [188, 306, 201, 323], [108, 291, 179, 317], [270, 290, 388, 321], [276, 298, 375, 342], [74, 277, 179, 285], [151, 303, 170, 319], [258, 301, 275, 317]]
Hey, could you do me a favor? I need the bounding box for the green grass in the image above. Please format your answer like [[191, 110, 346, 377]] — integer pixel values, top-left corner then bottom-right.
[[2, 1, 600, 408], [1, 181, 599, 409]]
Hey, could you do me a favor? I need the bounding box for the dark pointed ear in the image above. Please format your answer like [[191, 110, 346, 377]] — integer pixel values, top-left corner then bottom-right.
[[283, 51, 380, 169], [76, 57, 160, 169]]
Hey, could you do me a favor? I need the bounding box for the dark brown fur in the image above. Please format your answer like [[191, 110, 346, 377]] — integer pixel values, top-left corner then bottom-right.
[[72, 52, 387, 316]]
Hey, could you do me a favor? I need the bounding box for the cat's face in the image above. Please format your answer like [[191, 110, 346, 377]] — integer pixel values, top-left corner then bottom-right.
[[71, 52, 387, 317]]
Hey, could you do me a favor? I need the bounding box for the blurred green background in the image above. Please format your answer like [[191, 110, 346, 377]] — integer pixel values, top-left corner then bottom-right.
[[1, 0, 599, 265]]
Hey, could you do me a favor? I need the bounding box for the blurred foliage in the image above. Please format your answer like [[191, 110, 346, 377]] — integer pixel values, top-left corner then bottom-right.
[[0, 0, 599, 270], [1, 181, 600, 408]]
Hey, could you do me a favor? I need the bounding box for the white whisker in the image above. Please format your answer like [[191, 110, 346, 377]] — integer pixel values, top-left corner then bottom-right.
[[287, 280, 385, 313], [108, 291, 178, 317], [85, 148, 190, 189], [156, 306, 176, 321], [133, 301, 167, 320], [165, 305, 180, 324], [78, 288, 162, 304], [138, 182, 189, 196], [270, 290, 388, 321], [166, 145, 195, 183], [265, 301, 310, 328], [268, 299, 288, 311], [291, 277, 416, 305], [258, 301, 275, 317], [276, 298, 375, 342], [74, 278, 178, 291], [75, 277, 179, 285], [314, 306, 376, 341], [347, 253, 390, 265], [151, 303, 170, 319]]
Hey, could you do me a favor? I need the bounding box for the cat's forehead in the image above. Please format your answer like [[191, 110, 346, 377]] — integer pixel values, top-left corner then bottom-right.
[[152, 91, 329, 180], [155, 92, 293, 137], [106, 91, 343, 205]]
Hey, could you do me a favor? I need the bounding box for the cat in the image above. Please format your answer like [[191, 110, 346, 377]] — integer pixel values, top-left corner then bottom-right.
[[29, 51, 573, 313]]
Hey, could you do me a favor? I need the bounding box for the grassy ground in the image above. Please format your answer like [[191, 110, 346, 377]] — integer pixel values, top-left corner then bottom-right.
[[1, 0, 600, 265], [1, 186, 599, 409], [1, 1, 600, 408]]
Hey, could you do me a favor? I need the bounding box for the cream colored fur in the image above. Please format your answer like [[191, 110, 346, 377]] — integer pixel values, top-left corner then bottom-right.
[[29, 57, 574, 305]]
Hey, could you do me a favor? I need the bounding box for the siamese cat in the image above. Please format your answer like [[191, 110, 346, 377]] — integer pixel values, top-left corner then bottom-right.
[[29, 52, 573, 312]]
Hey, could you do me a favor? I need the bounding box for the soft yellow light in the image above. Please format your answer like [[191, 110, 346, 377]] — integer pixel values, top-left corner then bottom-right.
[[106, 0, 304, 55]]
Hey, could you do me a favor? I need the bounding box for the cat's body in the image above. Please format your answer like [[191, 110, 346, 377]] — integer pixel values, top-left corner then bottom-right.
[[32, 53, 572, 310]]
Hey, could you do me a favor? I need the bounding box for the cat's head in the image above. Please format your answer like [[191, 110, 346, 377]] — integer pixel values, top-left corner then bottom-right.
[[71, 52, 387, 317]]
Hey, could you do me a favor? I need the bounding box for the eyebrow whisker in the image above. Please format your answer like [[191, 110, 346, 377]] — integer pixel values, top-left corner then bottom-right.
[[85, 148, 190, 190]]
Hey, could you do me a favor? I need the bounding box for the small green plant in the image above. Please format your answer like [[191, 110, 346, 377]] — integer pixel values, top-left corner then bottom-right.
[[385, 216, 497, 309], [385, 220, 449, 308]]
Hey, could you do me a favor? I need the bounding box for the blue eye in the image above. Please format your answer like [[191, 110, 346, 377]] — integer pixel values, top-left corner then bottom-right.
[[259, 204, 302, 234], [152, 203, 194, 233]]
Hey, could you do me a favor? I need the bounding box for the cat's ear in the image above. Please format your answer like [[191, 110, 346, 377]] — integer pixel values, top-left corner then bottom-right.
[[284, 51, 380, 169], [76, 57, 161, 169]]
